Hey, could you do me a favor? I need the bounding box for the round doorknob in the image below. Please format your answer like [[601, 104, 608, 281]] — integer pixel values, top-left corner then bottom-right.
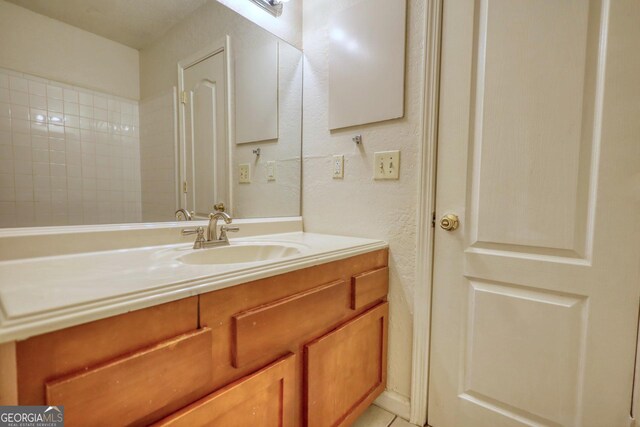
[[440, 214, 459, 231]]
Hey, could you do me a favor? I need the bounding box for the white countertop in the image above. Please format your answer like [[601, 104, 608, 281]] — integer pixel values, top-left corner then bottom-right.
[[0, 232, 387, 343]]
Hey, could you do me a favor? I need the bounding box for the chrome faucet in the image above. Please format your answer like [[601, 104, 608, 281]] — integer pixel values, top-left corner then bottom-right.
[[181, 211, 239, 249], [207, 212, 239, 244], [175, 208, 192, 221]]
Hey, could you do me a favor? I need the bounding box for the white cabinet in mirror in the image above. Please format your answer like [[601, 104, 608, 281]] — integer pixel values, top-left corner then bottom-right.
[[0, 0, 302, 228]]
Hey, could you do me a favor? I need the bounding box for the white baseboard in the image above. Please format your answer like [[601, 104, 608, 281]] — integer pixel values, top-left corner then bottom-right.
[[374, 390, 412, 422]]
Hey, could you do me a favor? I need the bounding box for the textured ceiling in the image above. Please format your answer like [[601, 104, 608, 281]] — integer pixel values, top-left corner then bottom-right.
[[5, 0, 209, 49]]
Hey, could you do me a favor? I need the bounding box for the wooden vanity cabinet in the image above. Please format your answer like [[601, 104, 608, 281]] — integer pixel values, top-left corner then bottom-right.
[[5, 249, 389, 427], [197, 249, 389, 426]]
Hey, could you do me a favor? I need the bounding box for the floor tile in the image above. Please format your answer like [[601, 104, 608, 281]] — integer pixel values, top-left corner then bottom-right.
[[353, 405, 396, 427], [390, 416, 415, 427]]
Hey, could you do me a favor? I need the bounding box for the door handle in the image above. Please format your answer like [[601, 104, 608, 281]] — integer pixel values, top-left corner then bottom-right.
[[440, 214, 459, 231]]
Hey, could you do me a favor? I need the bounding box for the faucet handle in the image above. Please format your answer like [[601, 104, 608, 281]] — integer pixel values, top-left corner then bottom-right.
[[181, 226, 203, 236], [219, 225, 239, 241], [182, 227, 206, 249]]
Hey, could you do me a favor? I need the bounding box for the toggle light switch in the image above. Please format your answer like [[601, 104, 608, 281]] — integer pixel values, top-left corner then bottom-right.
[[373, 150, 400, 180]]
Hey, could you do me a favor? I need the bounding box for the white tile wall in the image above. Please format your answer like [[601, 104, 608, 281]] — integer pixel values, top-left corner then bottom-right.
[[0, 68, 141, 227], [139, 89, 177, 222]]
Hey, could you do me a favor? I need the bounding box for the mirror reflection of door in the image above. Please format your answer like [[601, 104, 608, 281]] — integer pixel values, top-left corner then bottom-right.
[[182, 51, 228, 218]]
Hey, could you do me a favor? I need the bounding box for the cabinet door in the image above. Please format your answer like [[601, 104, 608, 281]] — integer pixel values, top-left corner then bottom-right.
[[305, 303, 388, 427], [153, 353, 296, 427]]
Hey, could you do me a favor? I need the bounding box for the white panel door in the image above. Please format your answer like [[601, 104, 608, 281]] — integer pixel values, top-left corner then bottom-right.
[[183, 52, 228, 217], [429, 1, 640, 426]]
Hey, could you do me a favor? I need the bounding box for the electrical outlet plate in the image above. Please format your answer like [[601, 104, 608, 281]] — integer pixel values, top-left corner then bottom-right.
[[267, 161, 276, 181], [239, 163, 251, 183], [333, 154, 344, 179], [374, 150, 400, 180]]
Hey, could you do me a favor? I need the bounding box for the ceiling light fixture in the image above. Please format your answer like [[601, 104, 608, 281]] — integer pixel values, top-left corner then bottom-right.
[[249, 0, 286, 17]]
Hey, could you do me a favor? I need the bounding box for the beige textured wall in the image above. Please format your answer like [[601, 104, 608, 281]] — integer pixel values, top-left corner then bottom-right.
[[139, 89, 177, 222], [231, 41, 302, 218], [140, 1, 299, 100], [140, 0, 302, 219], [0, 0, 139, 100], [302, 0, 426, 399]]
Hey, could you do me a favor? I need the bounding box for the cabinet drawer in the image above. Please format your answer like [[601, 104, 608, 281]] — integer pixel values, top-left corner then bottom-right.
[[232, 280, 348, 368], [351, 266, 389, 309], [153, 353, 296, 427], [46, 328, 213, 427], [305, 303, 388, 427], [17, 297, 198, 405]]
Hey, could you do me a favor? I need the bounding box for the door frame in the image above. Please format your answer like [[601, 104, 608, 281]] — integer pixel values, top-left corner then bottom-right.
[[409, 1, 443, 425], [177, 36, 234, 216]]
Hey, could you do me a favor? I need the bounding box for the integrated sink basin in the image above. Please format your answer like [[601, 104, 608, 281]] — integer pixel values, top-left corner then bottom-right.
[[178, 243, 302, 265]]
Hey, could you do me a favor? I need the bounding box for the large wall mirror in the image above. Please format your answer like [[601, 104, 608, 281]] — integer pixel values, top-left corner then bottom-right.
[[0, 0, 302, 227]]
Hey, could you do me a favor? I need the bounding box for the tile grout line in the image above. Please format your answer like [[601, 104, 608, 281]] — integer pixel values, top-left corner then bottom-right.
[[386, 415, 398, 427]]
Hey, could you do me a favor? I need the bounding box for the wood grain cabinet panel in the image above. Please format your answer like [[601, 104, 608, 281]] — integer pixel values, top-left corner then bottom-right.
[[232, 280, 348, 368], [199, 250, 388, 425], [199, 249, 388, 382], [17, 297, 198, 405], [0, 342, 17, 405], [351, 267, 389, 310], [153, 353, 296, 427], [46, 328, 213, 427], [305, 302, 388, 427]]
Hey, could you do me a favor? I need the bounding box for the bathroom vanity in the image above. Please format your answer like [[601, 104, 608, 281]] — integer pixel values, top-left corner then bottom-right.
[[0, 222, 388, 427]]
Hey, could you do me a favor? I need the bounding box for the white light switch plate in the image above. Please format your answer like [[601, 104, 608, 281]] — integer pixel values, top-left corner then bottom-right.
[[374, 150, 400, 180], [239, 163, 251, 183], [333, 155, 344, 179], [267, 161, 276, 181]]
